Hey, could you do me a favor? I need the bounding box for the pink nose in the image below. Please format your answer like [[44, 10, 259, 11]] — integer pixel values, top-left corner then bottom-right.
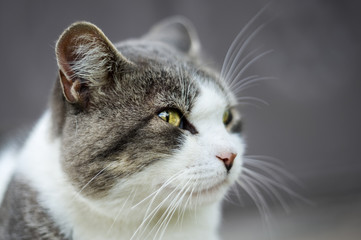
[[216, 153, 237, 172]]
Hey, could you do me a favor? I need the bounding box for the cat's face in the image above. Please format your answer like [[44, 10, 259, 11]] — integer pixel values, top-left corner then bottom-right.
[[53, 18, 244, 215]]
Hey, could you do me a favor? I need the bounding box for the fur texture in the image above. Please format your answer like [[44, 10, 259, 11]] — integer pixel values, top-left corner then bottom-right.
[[0, 17, 244, 240]]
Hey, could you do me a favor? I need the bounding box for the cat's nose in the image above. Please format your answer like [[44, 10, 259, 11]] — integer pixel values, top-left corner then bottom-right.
[[216, 153, 237, 172]]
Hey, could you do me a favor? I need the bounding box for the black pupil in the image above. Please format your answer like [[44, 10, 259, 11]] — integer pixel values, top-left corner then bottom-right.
[[164, 111, 170, 122]]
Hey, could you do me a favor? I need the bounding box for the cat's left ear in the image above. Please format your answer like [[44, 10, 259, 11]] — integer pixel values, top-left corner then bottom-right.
[[56, 22, 133, 105], [144, 16, 201, 57]]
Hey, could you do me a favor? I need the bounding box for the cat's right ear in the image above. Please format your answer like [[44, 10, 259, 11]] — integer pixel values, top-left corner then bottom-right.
[[55, 22, 133, 106]]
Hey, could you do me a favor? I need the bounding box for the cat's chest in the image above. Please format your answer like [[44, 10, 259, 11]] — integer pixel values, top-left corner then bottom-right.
[[69, 206, 220, 240]]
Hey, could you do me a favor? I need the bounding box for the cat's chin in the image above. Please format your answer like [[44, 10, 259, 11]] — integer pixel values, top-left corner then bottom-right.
[[191, 183, 230, 205], [161, 179, 231, 206]]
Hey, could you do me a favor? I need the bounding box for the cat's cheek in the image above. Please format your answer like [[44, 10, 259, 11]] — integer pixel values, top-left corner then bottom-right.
[[152, 134, 238, 203]]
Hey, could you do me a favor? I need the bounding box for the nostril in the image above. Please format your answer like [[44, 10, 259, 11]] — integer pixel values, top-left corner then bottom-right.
[[216, 153, 237, 172]]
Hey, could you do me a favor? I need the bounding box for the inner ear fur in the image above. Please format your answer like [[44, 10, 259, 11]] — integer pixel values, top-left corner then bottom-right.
[[55, 21, 132, 105]]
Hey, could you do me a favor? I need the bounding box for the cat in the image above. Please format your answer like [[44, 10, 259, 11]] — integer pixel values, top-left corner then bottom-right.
[[0, 16, 245, 240]]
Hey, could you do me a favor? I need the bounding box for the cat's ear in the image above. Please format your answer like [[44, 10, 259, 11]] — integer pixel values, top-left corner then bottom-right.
[[144, 16, 201, 57], [55, 21, 132, 105]]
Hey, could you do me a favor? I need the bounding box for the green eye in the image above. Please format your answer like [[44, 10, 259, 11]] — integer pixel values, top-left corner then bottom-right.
[[223, 109, 232, 126], [158, 109, 181, 127]]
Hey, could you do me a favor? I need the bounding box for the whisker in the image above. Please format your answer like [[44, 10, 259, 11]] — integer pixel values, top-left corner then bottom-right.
[[243, 156, 298, 185], [224, 24, 268, 85], [73, 162, 113, 200], [231, 74, 259, 88], [226, 184, 244, 206], [144, 177, 192, 240], [178, 175, 198, 227], [141, 171, 188, 224], [244, 155, 283, 164], [131, 188, 177, 240], [236, 96, 270, 106], [107, 188, 137, 235], [232, 76, 277, 95], [221, 3, 271, 81], [238, 177, 271, 220], [131, 170, 187, 210], [155, 177, 194, 240], [243, 167, 306, 203], [227, 47, 263, 89], [242, 168, 291, 212], [229, 49, 273, 90], [131, 171, 189, 240], [237, 177, 274, 236]]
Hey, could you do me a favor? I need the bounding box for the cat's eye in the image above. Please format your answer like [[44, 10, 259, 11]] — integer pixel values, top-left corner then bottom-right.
[[158, 109, 182, 127], [223, 109, 233, 126]]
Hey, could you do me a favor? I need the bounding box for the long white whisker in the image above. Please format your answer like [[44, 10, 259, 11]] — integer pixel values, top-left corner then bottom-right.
[[231, 74, 259, 88], [242, 168, 305, 202], [238, 177, 271, 218], [180, 176, 198, 223], [242, 169, 290, 212], [245, 155, 283, 164], [238, 177, 275, 238], [157, 177, 194, 240], [131, 187, 179, 240], [229, 49, 273, 89], [221, 3, 271, 80], [146, 177, 192, 240], [131, 170, 187, 210], [243, 156, 302, 186], [236, 96, 269, 106], [130, 171, 187, 240], [73, 162, 113, 200], [232, 76, 277, 94], [107, 189, 137, 235], [152, 184, 188, 237], [142, 170, 189, 225], [223, 26, 258, 83], [243, 157, 296, 184], [227, 48, 263, 88], [225, 184, 243, 206]]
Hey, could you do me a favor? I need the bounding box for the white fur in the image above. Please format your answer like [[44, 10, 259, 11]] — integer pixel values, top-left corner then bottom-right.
[[0, 147, 17, 204], [69, 35, 112, 85], [7, 80, 244, 240]]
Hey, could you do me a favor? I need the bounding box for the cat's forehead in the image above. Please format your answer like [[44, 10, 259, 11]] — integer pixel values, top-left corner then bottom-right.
[[116, 40, 188, 64], [114, 40, 233, 112]]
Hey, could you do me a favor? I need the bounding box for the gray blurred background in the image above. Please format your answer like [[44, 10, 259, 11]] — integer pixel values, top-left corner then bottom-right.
[[0, 0, 360, 239]]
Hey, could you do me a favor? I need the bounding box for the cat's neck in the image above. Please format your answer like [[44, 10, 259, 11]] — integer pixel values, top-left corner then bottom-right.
[[16, 111, 221, 240]]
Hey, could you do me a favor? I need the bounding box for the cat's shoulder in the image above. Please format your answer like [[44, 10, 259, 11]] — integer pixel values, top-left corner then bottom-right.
[[0, 175, 66, 240]]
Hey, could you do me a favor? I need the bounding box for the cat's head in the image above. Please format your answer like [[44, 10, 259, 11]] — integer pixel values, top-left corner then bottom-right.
[[52, 17, 244, 215]]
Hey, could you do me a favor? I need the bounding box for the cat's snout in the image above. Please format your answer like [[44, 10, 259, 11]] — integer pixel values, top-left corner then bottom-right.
[[216, 153, 237, 172]]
